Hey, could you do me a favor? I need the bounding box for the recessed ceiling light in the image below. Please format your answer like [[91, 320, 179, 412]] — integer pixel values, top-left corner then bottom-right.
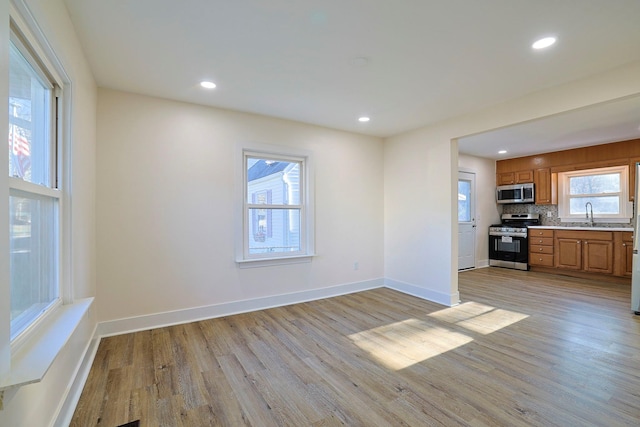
[[498, 150, 507, 154], [200, 81, 216, 89], [358, 116, 370, 122], [532, 37, 556, 50]]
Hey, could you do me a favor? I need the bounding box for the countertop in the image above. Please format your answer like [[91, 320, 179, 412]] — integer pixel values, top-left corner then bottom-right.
[[528, 225, 633, 232]]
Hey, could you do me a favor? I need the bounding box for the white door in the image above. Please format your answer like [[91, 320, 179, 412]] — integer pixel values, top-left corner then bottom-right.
[[458, 171, 476, 270]]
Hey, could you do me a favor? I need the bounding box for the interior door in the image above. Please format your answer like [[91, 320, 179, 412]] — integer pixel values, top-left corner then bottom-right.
[[458, 171, 476, 270]]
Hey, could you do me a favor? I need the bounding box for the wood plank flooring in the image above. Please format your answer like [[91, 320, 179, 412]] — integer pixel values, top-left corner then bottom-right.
[[71, 268, 640, 426]]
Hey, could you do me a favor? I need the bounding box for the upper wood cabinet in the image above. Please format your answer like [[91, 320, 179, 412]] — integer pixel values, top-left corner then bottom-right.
[[533, 168, 556, 205], [497, 169, 533, 185], [495, 138, 640, 202], [630, 156, 640, 201]]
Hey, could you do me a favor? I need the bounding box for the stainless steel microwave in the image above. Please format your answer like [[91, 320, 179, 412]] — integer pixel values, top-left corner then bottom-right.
[[496, 183, 534, 204]]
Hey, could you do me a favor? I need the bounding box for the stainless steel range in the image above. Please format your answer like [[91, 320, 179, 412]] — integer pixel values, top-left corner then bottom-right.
[[489, 213, 540, 271]]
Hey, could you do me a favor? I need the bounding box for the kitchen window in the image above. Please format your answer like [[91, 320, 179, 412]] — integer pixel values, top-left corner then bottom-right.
[[236, 145, 314, 265], [557, 165, 632, 222]]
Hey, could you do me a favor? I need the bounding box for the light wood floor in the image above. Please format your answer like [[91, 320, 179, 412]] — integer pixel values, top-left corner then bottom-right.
[[71, 268, 640, 426]]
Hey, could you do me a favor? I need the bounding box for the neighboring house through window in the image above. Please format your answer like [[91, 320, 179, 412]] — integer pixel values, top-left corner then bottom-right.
[[237, 145, 314, 264]]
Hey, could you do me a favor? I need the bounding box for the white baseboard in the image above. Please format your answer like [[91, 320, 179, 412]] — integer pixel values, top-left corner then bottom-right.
[[385, 278, 460, 307], [96, 278, 385, 337], [53, 328, 101, 427], [476, 259, 490, 268]]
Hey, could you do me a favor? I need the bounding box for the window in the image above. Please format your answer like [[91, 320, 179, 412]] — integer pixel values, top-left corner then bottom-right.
[[8, 28, 62, 341], [458, 179, 471, 222], [238, 146, 314, 264], [557, 165, 632, 222]]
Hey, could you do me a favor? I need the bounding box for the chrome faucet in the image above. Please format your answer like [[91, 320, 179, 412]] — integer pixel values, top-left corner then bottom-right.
[[585, 202, 594, 227]]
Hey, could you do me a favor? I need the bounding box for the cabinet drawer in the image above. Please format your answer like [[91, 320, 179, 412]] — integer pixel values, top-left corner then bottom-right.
[[530, 244, 553, 254], [555, 230, 613, 241], [530, 237, 553, 246], [530, 229, 554, 238], [529, 254, 554, 267]]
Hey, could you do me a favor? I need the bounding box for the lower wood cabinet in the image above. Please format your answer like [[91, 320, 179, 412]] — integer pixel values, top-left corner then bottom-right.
[[555, 237, 582, 270], [529, 228, 554, 267], [555, 230, 614, 274], [529, 228, 632, 281], [615, 231, 634, 277]]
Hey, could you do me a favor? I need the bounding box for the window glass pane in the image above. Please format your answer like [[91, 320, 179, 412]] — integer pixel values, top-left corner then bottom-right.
[[247, 157, 300, 205], [8, 41, 53, 186], [458, 180, 471, 222], [10, 193, 58, 339], [569, 173, 620, 195], [569, 196, 619, 215], [248, 208, 300, 254]]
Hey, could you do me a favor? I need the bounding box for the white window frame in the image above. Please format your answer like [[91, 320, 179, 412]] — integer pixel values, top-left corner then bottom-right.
[[0, 2, 91, 397], [557, 165, 632, 223], [235, 143, 315, 267]]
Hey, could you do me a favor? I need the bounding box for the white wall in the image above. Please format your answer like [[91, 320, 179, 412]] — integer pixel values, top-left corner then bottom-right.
[[0, 1, 97, 426], [384, 60, 640, 306], [96, 89, 384, 324], [458, 153, 501, 267]]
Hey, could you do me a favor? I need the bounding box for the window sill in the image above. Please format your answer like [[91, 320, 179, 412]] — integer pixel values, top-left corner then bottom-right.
[[236, 254, 315, 269], [559, 217, 632, 224], [0, 298, 93, 393]]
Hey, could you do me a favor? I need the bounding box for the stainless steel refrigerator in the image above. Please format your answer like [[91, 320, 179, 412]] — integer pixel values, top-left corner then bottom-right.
[[633, 162, 640, 315]]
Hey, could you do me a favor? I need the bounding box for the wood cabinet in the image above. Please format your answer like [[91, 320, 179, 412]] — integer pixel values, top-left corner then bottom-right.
[[533, 168, 556, 205], [631, 158, 636, 201], [555, 237, 582, 270], [554, 230, 614, 274], [529, 228, 554, 267], [496, 138, 640, 201], [497, 169, 533, 186], [530, 229, 632, 282], [614, 231, 634, 277]]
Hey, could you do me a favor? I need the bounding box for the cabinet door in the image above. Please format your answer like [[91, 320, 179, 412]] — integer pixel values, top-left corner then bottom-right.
[[622, 236, 634, 277], [534, 168, 553, 204], [497, 172, 515, 185], [583, 240, 614, 274], [515, 170, 534, 183], [555, 238, 582, 270], [630, 157, 640, 201], [624, 241, 634, 276]]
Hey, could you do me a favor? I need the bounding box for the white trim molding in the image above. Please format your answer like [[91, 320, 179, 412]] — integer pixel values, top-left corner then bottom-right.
[[385, 278, 460, 307], [97, 279, 384, 337]]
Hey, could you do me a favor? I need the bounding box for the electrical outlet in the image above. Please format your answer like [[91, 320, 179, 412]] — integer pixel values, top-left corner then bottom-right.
[[547, 211, 552, 217]]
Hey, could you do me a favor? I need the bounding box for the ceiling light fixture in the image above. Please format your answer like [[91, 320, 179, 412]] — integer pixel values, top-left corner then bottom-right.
[[532, 37, 556, 50], [498, 150, 507, 154], [200, 81, 216, 89], [358, 116, 370, 122]]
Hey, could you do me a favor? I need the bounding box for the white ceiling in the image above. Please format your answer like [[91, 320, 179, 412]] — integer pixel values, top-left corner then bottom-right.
[[63, 0, 640, 145], [458, 95, 640, 160]]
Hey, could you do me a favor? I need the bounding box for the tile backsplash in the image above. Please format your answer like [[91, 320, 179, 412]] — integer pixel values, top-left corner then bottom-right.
[[502, 203, 634, 228]]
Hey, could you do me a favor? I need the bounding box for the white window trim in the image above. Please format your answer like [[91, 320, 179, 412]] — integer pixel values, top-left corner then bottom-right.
[[557, 165, 633, 223], [0, 0, 93, 396], [235, 142, 315, 267]]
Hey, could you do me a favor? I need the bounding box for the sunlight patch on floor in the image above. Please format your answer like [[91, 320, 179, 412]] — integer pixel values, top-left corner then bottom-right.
[[428, 301, 529, 334], [348, 319, 473, 370]]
